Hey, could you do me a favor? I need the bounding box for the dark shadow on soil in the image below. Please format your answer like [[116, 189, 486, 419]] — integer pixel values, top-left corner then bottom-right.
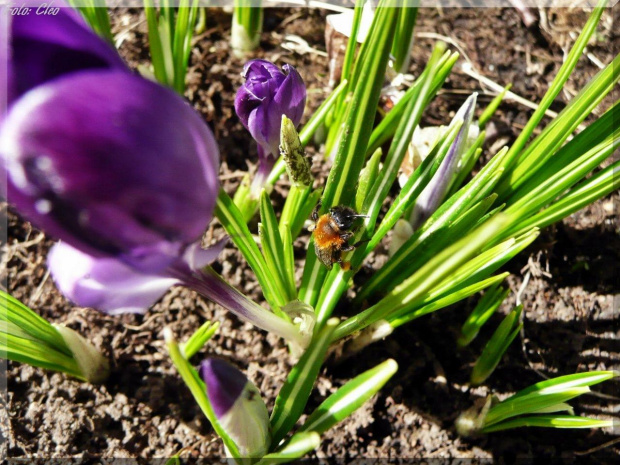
[[323, 307, 619, 461], [551, 223, 620, 294]]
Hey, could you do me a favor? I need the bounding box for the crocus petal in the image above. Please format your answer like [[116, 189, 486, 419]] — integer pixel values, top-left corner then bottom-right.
[[200, 358, 271, 458], [48, 242, 179, 315], [2, 69, 219, 272], [247, 92, 276, 156], [242, 59, 285, 83], [9, 3, 127, 105], [182, 238, 228, 271], [275, 65, 306, 126], [200, 358, 247, 418], [264, 65, 306, 156]]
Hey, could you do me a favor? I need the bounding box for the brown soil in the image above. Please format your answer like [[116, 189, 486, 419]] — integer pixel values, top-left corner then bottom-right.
[[2, 6, 618, 462]]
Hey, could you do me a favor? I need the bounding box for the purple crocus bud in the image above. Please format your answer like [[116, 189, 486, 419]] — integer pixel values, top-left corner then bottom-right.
[[200, 358, 270, 458], [234, 59, 306, 180], [409, 93, 478, 229]]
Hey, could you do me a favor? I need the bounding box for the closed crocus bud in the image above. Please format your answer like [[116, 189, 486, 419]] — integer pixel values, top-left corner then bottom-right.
[[234, 59, 306, 177], [409, 93, 478, 229], [200, 358, 271, 458]]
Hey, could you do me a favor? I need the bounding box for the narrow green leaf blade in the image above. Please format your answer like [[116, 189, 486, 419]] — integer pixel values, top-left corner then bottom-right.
[[181, 320, 219, 360], [321, 4, 398, 209], [499, 0, 607, 171], [389, 273, 509, 329], [270, 319, 339, 447], [335, 214, 509, 340], [505, 371, 618, 402], [483, 415, 614, 433], [215, 189, 285, 309], [356, 148, 382, 212], [259, 191, 294, 301], [256, 432, 320, 465], [300, 359, 398, 435], [458, 284, 509, 347], [471, 305, 523, 385], [485, 387, 591, 428]]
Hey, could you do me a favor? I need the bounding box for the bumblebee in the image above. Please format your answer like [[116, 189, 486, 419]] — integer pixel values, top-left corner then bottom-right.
[[309, 204, 367, 270]]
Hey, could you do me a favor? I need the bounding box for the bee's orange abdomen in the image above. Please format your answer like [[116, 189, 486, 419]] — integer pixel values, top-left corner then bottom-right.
[[314, 215, 344, 248]]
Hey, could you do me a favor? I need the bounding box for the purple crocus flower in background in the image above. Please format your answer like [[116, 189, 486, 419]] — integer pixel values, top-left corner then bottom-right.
[[234, 59, 306, 190], [1, 8, 306, 347], [200, 358, 271, 458]]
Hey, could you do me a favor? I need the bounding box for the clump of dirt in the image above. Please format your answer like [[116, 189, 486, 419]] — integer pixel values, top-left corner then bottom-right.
[[2, 6, 618, 461]]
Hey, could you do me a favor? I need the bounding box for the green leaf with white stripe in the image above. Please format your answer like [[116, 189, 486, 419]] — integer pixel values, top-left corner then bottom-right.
[[215, 189, 286, 311], [483, 415, 614, 433], [256, 432, 321, 465], [471, 304, 523, 385], [300, 359, 398, 434], [270, 319, 339, 448], [458, 283, 509, 347], [260, 190, 296, 302]]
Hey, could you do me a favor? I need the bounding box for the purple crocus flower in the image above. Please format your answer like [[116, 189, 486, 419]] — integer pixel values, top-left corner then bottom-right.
[[3, 70, 219, 273], [200, 358, 270, 458], [234, 59, 306, 189], [1, 8, 306, 347]]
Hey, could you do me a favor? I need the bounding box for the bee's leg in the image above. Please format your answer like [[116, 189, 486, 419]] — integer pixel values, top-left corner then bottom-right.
[[334, 252, 353, 271], [309, 200, 321, 232], [311, 199, 322, 222], [352, 239, 370, 248], [340, 231, 355, 242], [340, 243, 356, 252]]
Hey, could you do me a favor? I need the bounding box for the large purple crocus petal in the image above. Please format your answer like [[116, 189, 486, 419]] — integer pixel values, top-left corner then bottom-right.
[[200, 358, 270, 457], [234, 59, 306, 161], [2, 69, 219, 273], [48, 238, 227, 315], [48, 242, 179, 315], [8, 3, 127, 106]]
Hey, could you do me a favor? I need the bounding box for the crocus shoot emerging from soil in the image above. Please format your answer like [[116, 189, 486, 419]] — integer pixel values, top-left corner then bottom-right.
[[2, 7, 306, 348], [200, 358, 271, 458]]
